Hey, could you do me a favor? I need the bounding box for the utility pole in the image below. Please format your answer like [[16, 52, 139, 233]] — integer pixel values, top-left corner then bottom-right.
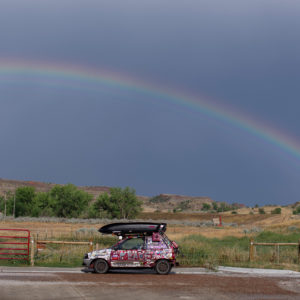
[[4, 192, 7, 219], [13, 194, 16, 218]]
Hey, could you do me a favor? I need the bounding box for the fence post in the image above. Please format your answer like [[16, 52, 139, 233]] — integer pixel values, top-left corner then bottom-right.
[[276, 244, 280, 264], [30, 237, 35, 266], [249, 238, 254, 262], [89, 239, 93, 252], [298, 240, 300, 264], [96, 243, 99, 251], [60, 242, 65, 262]]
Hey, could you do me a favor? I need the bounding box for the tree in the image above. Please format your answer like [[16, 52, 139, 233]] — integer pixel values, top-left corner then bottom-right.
[[94, 187, 142, 219], [217, 202, 230, 212], [202, 203, 211, 211], [31, 192, 55, 217], [49, 184, 92, 218], [15, 187, 36, 217], [0, 193, 14, 216], [212, 202, 218, 211]]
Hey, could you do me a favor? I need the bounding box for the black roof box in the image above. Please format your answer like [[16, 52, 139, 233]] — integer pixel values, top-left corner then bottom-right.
[[99, 222, 167, 235]]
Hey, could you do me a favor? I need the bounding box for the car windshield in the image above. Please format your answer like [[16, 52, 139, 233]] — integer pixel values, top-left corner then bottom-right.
[[117, 237, 144, 250]]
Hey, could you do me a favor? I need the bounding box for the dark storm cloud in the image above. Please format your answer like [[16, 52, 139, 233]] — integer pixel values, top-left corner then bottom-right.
[[1, 0, 300, 205]]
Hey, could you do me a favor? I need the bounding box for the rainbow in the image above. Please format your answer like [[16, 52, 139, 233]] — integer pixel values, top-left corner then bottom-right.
[[1, 58, 300, 160]]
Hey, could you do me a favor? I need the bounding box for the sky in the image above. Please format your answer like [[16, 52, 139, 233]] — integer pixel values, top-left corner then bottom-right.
[[1, 0, 300, 206]]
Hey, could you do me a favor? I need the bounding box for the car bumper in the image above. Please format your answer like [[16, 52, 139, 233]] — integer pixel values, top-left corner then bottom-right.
[[82, 258, 92, 267]]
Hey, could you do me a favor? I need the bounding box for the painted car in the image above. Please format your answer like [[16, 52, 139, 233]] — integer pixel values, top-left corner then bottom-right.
[[83, 223, 179, 275]]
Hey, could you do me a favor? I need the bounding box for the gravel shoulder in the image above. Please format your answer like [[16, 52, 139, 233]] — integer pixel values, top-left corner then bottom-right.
[[1, 266, 300, 277]]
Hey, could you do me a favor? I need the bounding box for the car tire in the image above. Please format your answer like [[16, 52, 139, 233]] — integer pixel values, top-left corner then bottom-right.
[[93, 259, 109, 274], [155, 259, 171, 275]]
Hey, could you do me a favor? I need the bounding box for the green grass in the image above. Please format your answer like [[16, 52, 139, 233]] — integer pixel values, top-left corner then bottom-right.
[[0, 259, 30, 267], [176, 231, 300, 271], [255, 231, 300, 242], [33, 233, 118, 268]]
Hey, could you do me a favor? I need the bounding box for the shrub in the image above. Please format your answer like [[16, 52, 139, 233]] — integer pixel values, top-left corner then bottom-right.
[[293, 206, 300, 215], [174, 200, 191, 212], [149, 195, 169, 204], [202, 203, 211, 211], [271, 207, 281, 214], [259, 208, 266, 214], [212, 202, 218, 211]]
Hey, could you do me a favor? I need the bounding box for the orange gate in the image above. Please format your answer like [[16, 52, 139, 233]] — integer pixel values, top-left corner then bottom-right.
[[0, 229, 30, 260]]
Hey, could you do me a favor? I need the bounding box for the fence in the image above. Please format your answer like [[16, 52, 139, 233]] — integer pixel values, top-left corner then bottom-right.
[[30, 239, 94, 266], [36, 240, 93, 250], [0, 229, 30, 261], [2, 232, 300, 267], [249, 238, 300, 264]]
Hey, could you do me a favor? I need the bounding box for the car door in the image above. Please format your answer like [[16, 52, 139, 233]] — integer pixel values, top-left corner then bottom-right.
[[110, 237, 145, 267]]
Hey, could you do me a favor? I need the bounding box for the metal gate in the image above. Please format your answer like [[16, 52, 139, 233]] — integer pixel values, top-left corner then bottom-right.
[[0, 229, 30, 260]]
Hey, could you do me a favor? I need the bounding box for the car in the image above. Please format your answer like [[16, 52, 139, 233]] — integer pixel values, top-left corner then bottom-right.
[[83, 222, 179, 275]]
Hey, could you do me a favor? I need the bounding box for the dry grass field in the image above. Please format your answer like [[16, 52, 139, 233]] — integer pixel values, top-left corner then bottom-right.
[[0, 209, 299, 240], [0, 219, 242, 240]]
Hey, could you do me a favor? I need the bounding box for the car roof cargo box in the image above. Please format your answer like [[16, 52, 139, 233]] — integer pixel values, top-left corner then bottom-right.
[[99, 222, 167, 236]]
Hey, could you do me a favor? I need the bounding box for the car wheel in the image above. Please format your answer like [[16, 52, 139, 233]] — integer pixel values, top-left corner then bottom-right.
[[155, 259, 171, 275], [93, 259, 109, 274]]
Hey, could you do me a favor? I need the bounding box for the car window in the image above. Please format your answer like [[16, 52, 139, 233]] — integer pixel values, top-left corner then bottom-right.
[[118, 238, 144, 250], [145, 236, 167, 249]]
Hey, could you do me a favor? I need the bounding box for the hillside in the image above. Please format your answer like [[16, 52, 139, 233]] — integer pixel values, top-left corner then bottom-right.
[[0, 178, 213, 212], [145, 193, 214, 212], [0, 178, 111, 197]]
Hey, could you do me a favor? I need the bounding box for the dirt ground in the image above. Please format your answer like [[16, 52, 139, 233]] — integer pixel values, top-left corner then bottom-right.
[[0, 271, 299, 300]]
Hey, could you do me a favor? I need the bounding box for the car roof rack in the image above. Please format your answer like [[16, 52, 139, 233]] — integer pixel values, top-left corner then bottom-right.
[[99, 222, 167, 236]]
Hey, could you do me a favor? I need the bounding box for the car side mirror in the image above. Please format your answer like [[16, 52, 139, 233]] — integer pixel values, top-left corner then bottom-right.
[[112, 245, 119, 250]]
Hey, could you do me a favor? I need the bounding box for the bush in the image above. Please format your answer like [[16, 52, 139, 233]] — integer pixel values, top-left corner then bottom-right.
[[271, 207, 281, 214], [175, 200, 191, 212], [293, 206, 300, 215], [259, 208, 266, 214], [212, 202, 218, 211], [202, 203, 211, 211], [149, 195, 169, 204]]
